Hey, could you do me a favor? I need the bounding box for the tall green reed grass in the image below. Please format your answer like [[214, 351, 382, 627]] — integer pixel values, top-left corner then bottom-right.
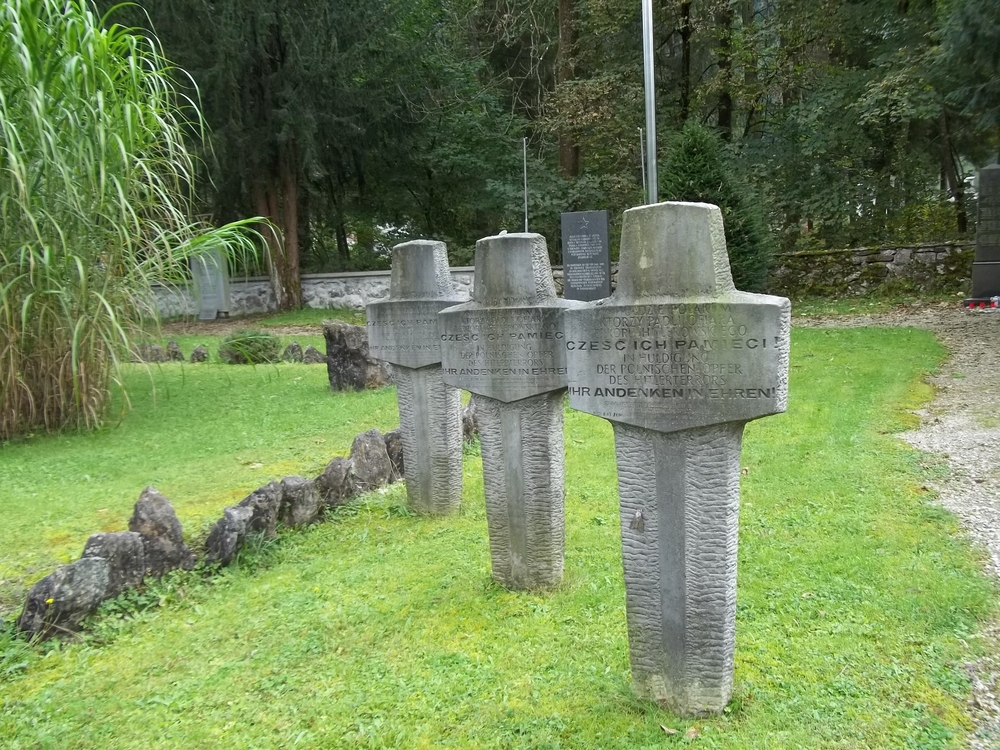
[[0, 0, 259, 440]]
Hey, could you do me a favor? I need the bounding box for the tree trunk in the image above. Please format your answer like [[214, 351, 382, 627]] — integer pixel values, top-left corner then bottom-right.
[[741, 1, 760, 138], [680, 1, 692, 123], [938, 111, 968, 234], [557, 0, 580, 178], [278, 145, 302, 308], [716, 4, 734, 141]]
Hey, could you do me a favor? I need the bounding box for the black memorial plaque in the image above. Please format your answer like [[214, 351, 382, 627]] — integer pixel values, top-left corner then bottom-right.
[[561, 210, 611, 301], [968, 163, 1000, 301]]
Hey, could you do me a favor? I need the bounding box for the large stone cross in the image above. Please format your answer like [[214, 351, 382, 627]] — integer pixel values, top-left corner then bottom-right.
[[367, 240, 466, 515], [564, 202, 790, 715], [439, 233, 579, 589]]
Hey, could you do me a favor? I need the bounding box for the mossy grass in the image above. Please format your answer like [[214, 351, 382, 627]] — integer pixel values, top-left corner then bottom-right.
[[0, 327, 996, 747]]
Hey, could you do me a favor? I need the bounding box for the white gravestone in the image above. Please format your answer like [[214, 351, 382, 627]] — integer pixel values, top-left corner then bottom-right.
[[191, 250, 230, 320], [564, 202, 790, 715], [439, 233, 580, 589], [367, 241, 466, 515]]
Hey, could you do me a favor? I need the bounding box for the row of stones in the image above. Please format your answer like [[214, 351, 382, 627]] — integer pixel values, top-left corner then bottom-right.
[[16, 415, 477, 639], [134, 340, 325, 365]]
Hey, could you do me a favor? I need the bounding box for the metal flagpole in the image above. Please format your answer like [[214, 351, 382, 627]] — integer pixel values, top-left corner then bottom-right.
[[639, 127, 647, 203], [641, 0, 657, 204], [523, 137, 529, 232]]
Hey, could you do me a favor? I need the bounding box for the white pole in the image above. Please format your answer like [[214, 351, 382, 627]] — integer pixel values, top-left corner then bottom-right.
[[639, 127, 647, 203], [523, 137, 529, 232], [642, 0, 658, 204]]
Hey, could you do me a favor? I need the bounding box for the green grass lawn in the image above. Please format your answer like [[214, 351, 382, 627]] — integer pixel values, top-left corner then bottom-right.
[[0, 327, 996, 748]]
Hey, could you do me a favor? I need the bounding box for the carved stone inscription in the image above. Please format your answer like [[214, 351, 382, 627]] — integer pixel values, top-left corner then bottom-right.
[[367, 300, 456, 369], [566, 297, 789, 433], [439, 306, 568, 402]]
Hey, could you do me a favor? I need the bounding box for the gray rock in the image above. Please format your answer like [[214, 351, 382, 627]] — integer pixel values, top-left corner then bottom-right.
[[302, 345, 325, 364], [127, 487, 195, 577], [383, 428, 404, 481], [322, 320, 390, 390], [238, 481, 283, 539], [315, 457, 356, 508], [166, 340, 184, 362], [461, 400, 479, 443], [190, 345, 208, 363], [278, 476, 321, 527], [81, 531, 145, 598], [282, 341, 304, 363], [349, 429, 392, 491], [135, 343, 167, 363], [17, 557, 110, 637], [204, 505, 255, 566]]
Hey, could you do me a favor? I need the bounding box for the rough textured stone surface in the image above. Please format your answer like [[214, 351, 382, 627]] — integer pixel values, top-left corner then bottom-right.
[[128, 487, 195, 577], [368, 240, 465, 515], [278, 476, 321, 527], [323, 320, 390, 390], [563, 202, 790, 715], [461, 400, 479, 443], [315, 457, 356, 508], [349, 429, 393, 491], [476, 391, 565, 588], [440, 233, 575, 587], [303, 345, 325, 364], [17, 557, 110, 637], [190, 345, 208, 363], [238, 481, 283, 539], [383, 428, 405, 481], [135, 343, 167, 363], [81, 531, 145, 598], [204, 505, 255, 565], [282, 341, 304, 362], [166, 340, 184, 362]]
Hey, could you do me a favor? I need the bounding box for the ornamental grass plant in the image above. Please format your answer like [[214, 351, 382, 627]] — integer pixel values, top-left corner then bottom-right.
[[0, 0, 258, 441]]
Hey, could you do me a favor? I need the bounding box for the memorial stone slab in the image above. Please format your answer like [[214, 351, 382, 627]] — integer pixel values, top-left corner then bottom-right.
[[191, 249, 230, 321], [561, 210, 612, 301], [439, 233, 579, 589], [564, 202, 790, 715], [968, 163, 1000, 302], [367, 241, 466, 515]]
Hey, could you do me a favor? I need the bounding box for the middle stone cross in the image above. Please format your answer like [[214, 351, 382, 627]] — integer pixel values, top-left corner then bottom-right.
[[439, 232, 579, 589]]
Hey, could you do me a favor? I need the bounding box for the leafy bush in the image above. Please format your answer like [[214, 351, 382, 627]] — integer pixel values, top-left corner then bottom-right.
[[0, 0, 259, 441], [218, 330, 282, 364], [660, 122, 773, 292]]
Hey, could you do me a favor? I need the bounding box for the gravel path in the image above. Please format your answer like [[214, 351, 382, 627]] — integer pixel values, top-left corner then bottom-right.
[[797, 303, 1000, 748]]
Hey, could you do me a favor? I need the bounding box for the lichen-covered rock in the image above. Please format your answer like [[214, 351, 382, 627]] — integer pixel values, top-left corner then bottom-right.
[[282, 342, 304, 363], [349, 429, 392, 491], [135, 343, 167, 363], [384, 428, 404, 481], [166, 340, 185, 362], [461, 400, 479, 443], [315, 457, 356, 508], [190, 345, 209, 363], [238, 481, 283, 539], [17, 557, 110, 637], [82, 531, 145, 598], [303, 345, 325, 364], [204, 505, 255, 566], [322, 319, 390, 390], [279, 476, 321, 527], [128, 487, 195, 577]]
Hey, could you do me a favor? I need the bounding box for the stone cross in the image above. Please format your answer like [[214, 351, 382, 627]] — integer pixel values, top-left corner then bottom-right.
[[564, 202, 790, 715], [367, 241, 466, 515], [439, 233, 578, 589]]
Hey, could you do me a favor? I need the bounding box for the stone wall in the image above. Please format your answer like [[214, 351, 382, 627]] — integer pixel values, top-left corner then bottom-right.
[[767, 242, 975, 297], [153, 244, 974, 316]]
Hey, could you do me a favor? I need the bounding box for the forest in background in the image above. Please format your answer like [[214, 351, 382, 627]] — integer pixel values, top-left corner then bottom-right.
[[101, 0, 1000, 306]]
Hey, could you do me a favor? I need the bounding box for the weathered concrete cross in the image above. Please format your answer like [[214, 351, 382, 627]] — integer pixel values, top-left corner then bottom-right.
[[439, 233, 579, 589], [367, 240, 466, 515], [564, 202, 790, 714]]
